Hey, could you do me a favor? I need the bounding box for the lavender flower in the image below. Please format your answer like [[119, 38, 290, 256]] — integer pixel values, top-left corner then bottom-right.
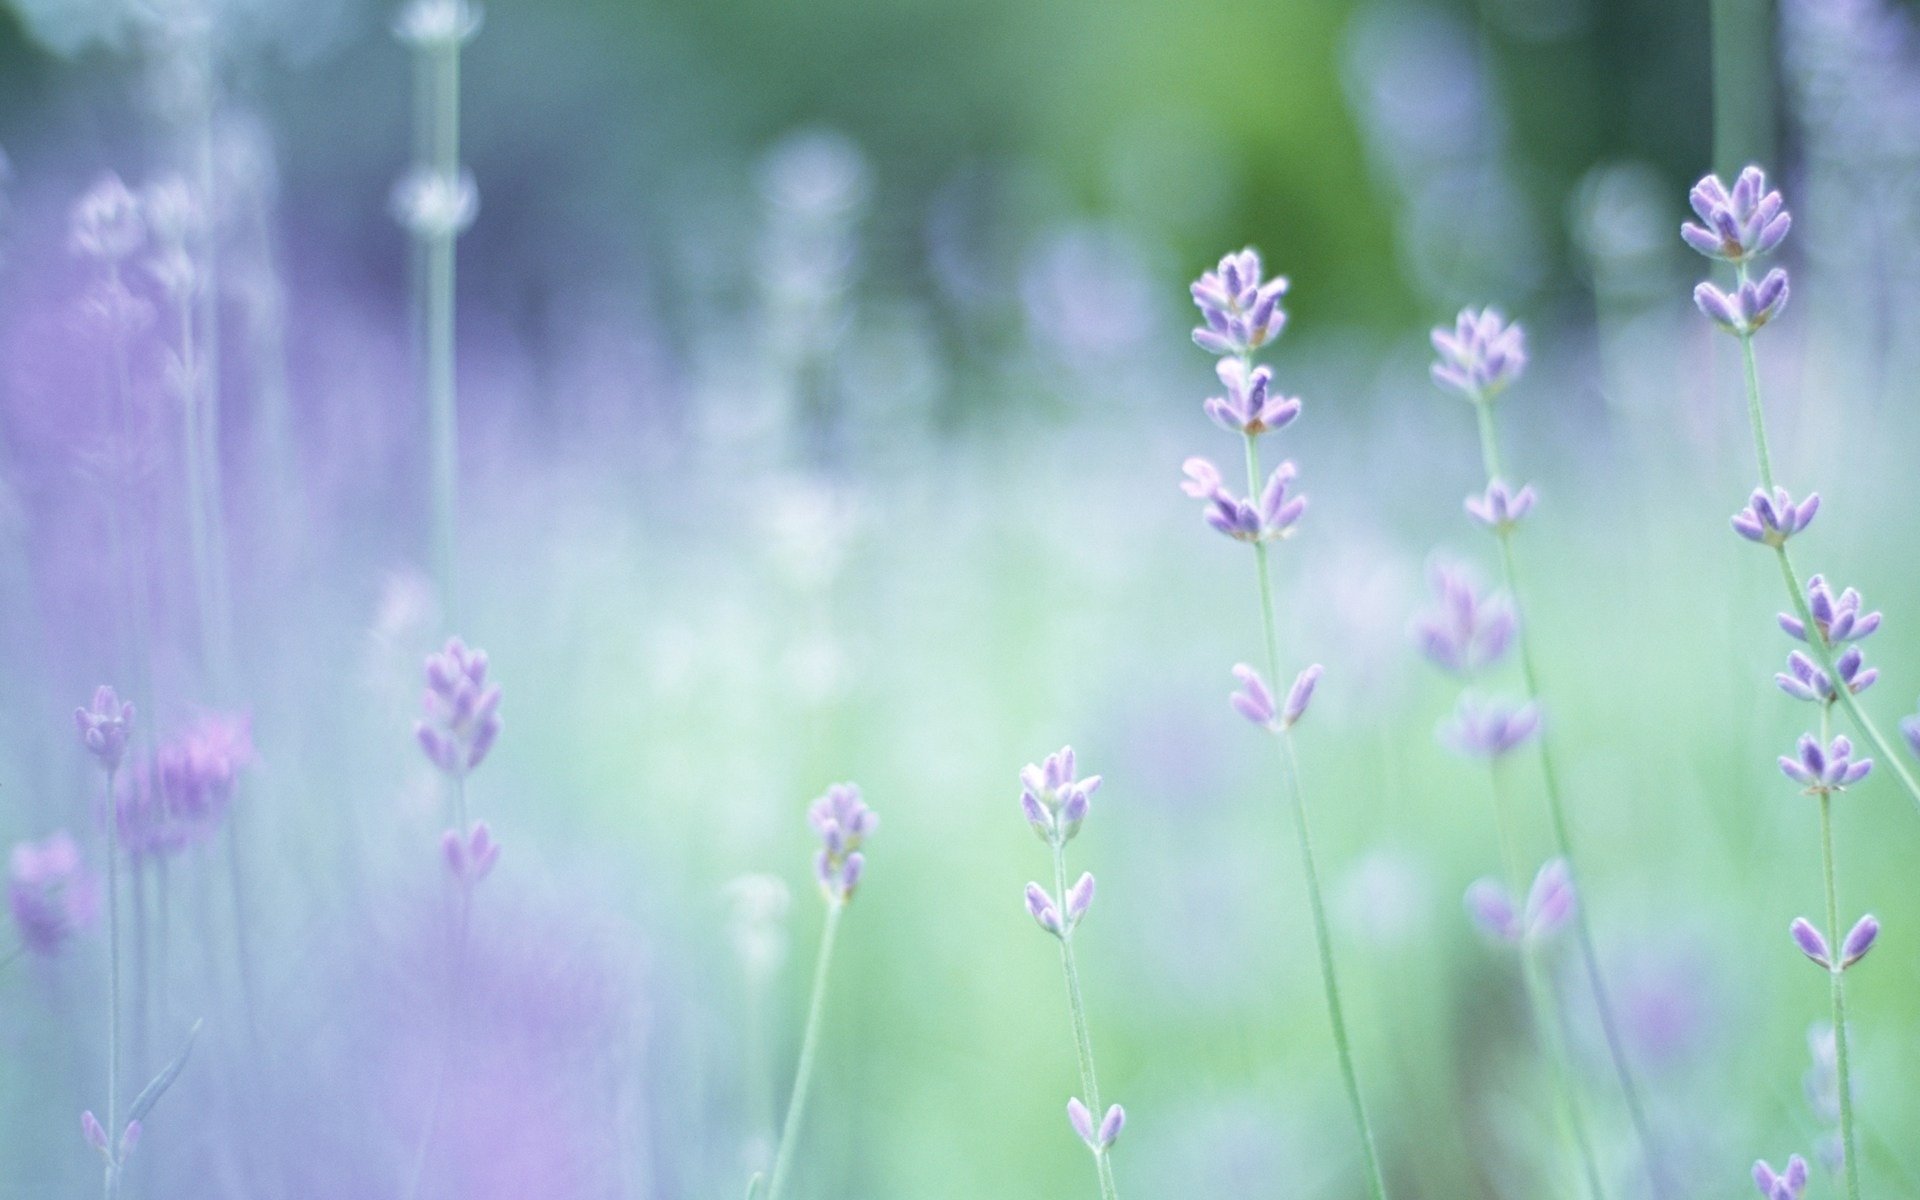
[[1779, 734, 1872, 793], [1694, 269, 1790, 335], [442, 821, 501, 887], [1440, 695, 1541, 758], [1204, 357, 1301, 435], [1776, 648, 1876, 704], [1067, 1098, 1125, 1153], [1412, 562, 1515, 676], [7, 832, 100, 957], [69, 174, 144, 263], [1464, 858, 1576, 944], [1430, 307, 1526, 400], [1465, 479, 1537, 531], [1839, 916, 1879, 969], [1025, 872, 1095, 939], [809, 783, 875, 903], [74, 685, 134, 774], [1903, 704, 1920, 762], [1732, 487, 1820, 547], [1682, 167, 1791, 264], [416, 637, 503, 777], [1752, 1155, 1809, 1200], [1179, 456, 1307, 543], [1019, 746, 1102, 844], [1230, 664, 1323, 731], [151, 713, 255, 841], [1190, 248, 1288, 356], [1779, 576, 1881, 646]]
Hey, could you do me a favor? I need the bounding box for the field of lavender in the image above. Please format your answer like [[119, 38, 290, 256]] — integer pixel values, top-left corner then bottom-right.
[[3, 0, 1919, 1198]]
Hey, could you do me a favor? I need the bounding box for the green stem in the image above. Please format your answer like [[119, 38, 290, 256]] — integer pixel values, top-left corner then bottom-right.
[[1241, 429, 1389, 1200], [1818, 701, 1864, 1200], [1468, 395, 1668, 1198], [103, 766, 121, 1200], [765, 900, 845, 1200], [1052, 837, 1119, 1200]]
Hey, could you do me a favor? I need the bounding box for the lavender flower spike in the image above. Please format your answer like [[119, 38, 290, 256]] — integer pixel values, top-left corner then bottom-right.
[[74, 685, 135, 773], [809, 783, 876, 903], [1413, 562, 1516, 677], [1683, 167, 1791, 264], [1790, 917, 1831, 969], [1205, 358, 1301, 437], [1181, 457, 1308, 543], [1732, 486, 1819, 547], [1839, 915, 1879, 969], [1776, 648, 1875, 704], [1752, 1155, 1809, 1200], [7, 832, 99, 957], [1019, 747, 1102, 843], [1695, 270, 1790, 336], [1067, 1098, 1125, 1152], [1779, 734, 1872, 794], [1441, 695, 1541, 759], [1779, 576, 1881, 646], [1431, 307, 1527, 400], [442, 820, 502, 887], [1190, 248, 1288, 356], [1465, 479, 1537, 532], [416, 637, 503, 777]]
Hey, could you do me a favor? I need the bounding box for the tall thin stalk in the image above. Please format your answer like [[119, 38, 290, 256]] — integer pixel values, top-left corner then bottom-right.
[[764, 900, 843, 1200], [1815, 706, 1864, 1200], [103, 765, 122, 1200]]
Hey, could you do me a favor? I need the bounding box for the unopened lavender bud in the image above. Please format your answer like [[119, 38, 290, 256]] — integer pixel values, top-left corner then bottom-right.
[[1021, 789, 1053, 840], [1464, 878, 1522, 943], [1058, 786, 1091, 836], [119, 1119, 142, 1159], [74, 685, 135, 773], [1229, 663, 1277, 728], [1464, 479, 1537, 532], [1902, 710, 1920, 761], [1523, 858, 1576, 941], [1840, 914, 1879, 969], [1066, 1097, 1096, 1147], [1026, 882, 1062, 936], [1280, 664, 1323, 729], [1096, 1104, 1125, 1149], [1065, 872, 1095, 925], [1441, 696, 1541, 759], [1790, 917, 1831, 968], [81, 1110, 108, 1155], [1751, 1154, 1809, 1200], [1732, 486, 1819, 546]]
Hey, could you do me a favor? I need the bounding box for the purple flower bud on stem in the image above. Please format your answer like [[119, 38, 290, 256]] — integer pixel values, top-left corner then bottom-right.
[[1025, 882, 1061, 936], [809, 782, 876, 902], [1066, 1097, 1124, 1152], [1778, 733, 1871, 794], [1065, 872, 1096, 925], [1280, 664, 1322, 729], [1732, 486, 1819, 547], [81, 1110, 108, 1156], [1752, 1154, 1809, 1200], [1790, 917, 1831, 969], [1464, 479, 1537, 532], [1413, 561, 1516, 677], [74, 686, 135, 773], [1190, 248, 1288, 356], [1431, 307, 1527, 400], [1441, 696, 1541, 759], [1683, 167, 1791, 264], [1229, 663, 1277, 728], [1839, 914, 1879, 969]]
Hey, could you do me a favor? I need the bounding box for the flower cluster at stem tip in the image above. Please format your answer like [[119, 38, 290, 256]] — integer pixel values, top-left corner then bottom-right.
[[1685, 166, 1791, 335], [809, 782, 875, 904]]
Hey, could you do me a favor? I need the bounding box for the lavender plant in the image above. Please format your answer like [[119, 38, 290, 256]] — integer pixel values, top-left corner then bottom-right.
[[75, 686, 133, 1198], [761, 782, 875, 1200], [1428, 306, 1666, 1195], [1684, 167, 1880, 1200], [1184, 249, 1389, 1200], [1019, 747, 1125, 1200], [6, 831, 100, 965]]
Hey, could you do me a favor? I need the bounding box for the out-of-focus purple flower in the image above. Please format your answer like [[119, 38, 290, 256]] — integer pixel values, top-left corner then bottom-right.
[[1025, 881, 1062, 935], [75, 685, 135, 773], [1779, 576, 1881, 646], [1180, 456, 1307, 543], [1440, 695, 1541, 758], [1732, 486, 1819, 547], [1683, 167, 1791, 264], [809, 782, 875, 903], [417, 637, 503, 777], [443, 820, 501, 887], [1778, 733, 1871, 793], [1839, 914, 1879, 969], [1412, 561, 1515, 676], [1020, 747, 1102, 843], [81, 1110, 108, 1155], [1204, 358, 1301, 436], [1430, 307, 1526, 399], [153, 712, 254, 835], [1464, 479, 1536, 532], [1190, 248, 1287, 357], [1776, 648, 1876, 704], [7, 831, 99, 957], [1694, 270, 1790, 335], [1281, 664, 1322, 728], [1229, 664, 1277, 727], [1025, 873, 1096, 939], [1464, 858, 1575, 944], [1902, 703, 1920, 761], [1067, 1097, 1125, 1152], [69, 174, 144, 263], [1752, 1154, 1809, 1200]]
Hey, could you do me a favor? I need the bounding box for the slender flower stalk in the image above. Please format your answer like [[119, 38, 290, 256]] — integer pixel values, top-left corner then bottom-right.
[[1430, 307, 1666, 1196], [764, 783, 874, 1200], [1186, 249, 1388, 1200], [1020, 749, 1123, 1200], [75, 688, 133, 1199]]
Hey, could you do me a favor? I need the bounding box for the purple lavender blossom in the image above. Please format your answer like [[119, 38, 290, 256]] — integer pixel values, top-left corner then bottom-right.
[[1229, 664, 1321, 730], [74, 685, 134, 773], [1776, 648, 1876, 704], [1790, 918, 1831, 968], [1732, 487, 1820, 547], [443, 820, 502, 887], [1190, 248, 1287, 356], [1179, 456, 1307, 543], [1019, 746, 1102, 843], [416, 637, 503, 777], [1682, 167, 1791, 264], [153, 712, 254, 836], [1464, 479, 1537, 531], [1694, 269, 1790, 335], [7, 831, 100, 957], [1440, 695, 1541, 758], [1752, 1155, 1809, 1200], [1779, 734, 1872, 793], [1839, 915, 1879, 969], [809, 782, 875, 903], [1779, 576, 1881, 646], [1430, 307, 1526, 399], [1464, 858, 1576, 944], [1026, 872, 1095, 939], [1412, 561, 1515, 676], [1067, 1097, 1125, 1152], [1203, 357, 1301, 435], [1281, 664, 1322, 728]]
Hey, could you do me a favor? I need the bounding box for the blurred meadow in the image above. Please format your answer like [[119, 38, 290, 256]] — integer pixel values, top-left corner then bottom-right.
[[1, 0, 1919, 1198]]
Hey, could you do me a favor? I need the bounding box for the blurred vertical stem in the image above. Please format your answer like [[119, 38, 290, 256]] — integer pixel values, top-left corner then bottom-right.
[[102, 765, 122, 1200], [1049, 834, 1119, 1200], [402, 773, 473, 1200], [764, 899, 845, 1200], [1240, 429, 1390, 1200], [1468, 392, 1667, 1197], [422, 32, 463, 620], [1729, 266, 1920, 809], [1709, 0, 1774, 176], [1817, 704, 1864, 1200], [1488, 765, 1610, 1200]]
